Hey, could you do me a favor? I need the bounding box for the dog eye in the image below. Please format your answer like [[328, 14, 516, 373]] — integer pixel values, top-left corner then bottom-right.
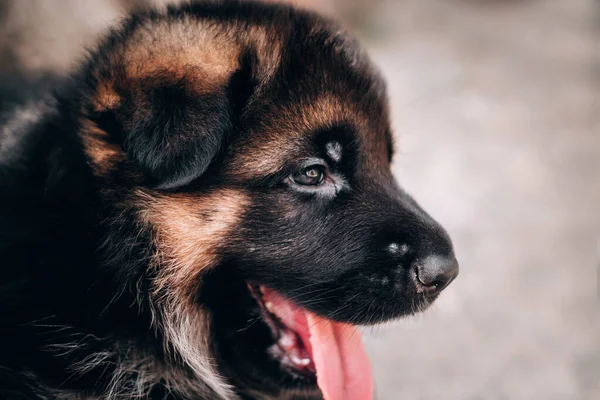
[[291, 166, 325, 186]]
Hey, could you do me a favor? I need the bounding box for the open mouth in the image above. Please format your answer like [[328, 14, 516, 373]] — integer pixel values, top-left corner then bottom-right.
[[204, 265, 440, 399], [248, 285, 316, 375], [203, 260, 447, 399], [246, 284, 374, 400]]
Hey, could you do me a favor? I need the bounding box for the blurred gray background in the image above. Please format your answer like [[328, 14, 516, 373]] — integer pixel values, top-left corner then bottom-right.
[[0, 0, 598, 399]]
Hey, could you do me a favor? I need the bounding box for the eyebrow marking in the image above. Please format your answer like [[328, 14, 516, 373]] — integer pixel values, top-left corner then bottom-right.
[[387, 242, 409, 256], [325, 141, 343, 162]]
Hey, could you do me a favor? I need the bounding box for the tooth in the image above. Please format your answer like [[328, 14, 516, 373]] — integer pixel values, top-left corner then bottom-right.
[[290, 354, 311, 367], [279, 334, 294, 349], [290, 354, 303, 365], [265, 302, 273, 310]]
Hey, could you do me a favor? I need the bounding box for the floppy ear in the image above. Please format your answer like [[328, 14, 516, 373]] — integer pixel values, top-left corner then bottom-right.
[[85, 32, 255, 189]]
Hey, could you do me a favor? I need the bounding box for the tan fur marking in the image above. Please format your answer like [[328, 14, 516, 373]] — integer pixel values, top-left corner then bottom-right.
[[135, 188, 248, 399], [91, 17, 284, 113], [80, 119, 125, 175], [229, 95, 371, 178], [158, 300, 234, 400], [92, 18, 243, 112], [243, 24, 283, 84], [93, 81, 121, 112], [136, 188, 249, 297]]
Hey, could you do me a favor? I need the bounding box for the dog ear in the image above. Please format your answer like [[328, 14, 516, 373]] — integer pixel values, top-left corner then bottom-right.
[[87, 44, 255, 189]]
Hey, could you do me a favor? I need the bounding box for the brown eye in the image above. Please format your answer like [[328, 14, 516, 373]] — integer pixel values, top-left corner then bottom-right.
[[291, 166, 325, 186]]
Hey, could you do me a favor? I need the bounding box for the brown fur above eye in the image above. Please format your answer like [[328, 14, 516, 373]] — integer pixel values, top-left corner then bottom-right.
[[226, 96, 374, 181]]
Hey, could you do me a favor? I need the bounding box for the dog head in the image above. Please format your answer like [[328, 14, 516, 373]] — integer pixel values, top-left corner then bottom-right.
[[79, 2, 458, 398]]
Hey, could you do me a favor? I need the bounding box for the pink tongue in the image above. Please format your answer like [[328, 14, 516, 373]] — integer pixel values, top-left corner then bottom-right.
[[306, 313, 374, 400], [259, 288, 374, 400]]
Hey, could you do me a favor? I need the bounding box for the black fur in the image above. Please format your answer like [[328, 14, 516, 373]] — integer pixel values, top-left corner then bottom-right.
[[0, 1, 457, 399]]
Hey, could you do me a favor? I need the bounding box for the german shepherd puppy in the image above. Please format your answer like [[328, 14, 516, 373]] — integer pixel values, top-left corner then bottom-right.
[[0, 1, 458, 399]]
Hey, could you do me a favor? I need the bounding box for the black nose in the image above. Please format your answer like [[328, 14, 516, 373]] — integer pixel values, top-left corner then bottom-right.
[[414, 255, 459, 295]]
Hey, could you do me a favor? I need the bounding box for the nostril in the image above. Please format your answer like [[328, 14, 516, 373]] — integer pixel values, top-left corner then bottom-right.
[[414, 255, 459, 294], [415, 272, 443, 288]]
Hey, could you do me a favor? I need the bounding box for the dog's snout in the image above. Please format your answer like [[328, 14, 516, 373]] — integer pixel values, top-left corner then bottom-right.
[[414, 255, 459, 295], [381, 195, 459, 296]]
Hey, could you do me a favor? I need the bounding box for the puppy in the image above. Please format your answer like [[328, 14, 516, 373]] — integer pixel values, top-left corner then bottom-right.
[[0, 1, 458, 399]]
